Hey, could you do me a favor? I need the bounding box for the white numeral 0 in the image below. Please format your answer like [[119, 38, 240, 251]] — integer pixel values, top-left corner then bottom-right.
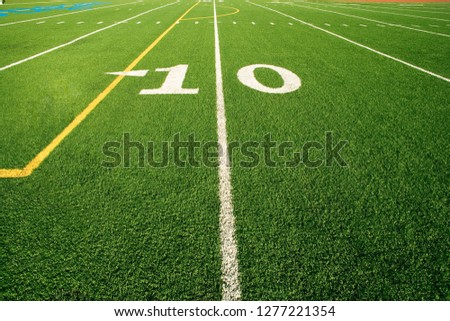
[[237, 64, 301, 94]]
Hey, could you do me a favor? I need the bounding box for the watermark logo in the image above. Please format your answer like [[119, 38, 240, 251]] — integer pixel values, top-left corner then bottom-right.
[[102, 132, 348, 169]]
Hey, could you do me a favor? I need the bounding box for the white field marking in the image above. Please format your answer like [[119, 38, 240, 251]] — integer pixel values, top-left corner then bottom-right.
[[97, 21, 104, 24], [0, 1, 140, 27], [213, 0, 241, 302], [286, 3, 450, 38], [250, 2, 450, 83], [412, 24, 421, 28], [136, 21, 141, 24], [56, 21, 65, 24], [359, 23, 367, 27], [140, 65, 199, 95], [397, 4, 450, 9], [324, 23, 330, 26], [106, 70, 149, 77], [0, 2, 177, 72], [306, 1, 450, 22], [377, 24, 385, 28], [429, 24, 439, 28], [36, 21, 46, 24], [342, 23, 348, 27], [77, 21, 85, 25], [288, 22, 293, 25], [237, 64, 301, 94], [350, 4, 450, 15]]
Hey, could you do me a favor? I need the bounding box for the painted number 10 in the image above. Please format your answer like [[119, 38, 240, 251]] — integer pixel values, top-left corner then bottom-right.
[[139, 64, 301, 95]]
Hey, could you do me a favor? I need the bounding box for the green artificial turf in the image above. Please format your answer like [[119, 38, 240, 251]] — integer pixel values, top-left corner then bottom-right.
[[1, 0, 449, 300]]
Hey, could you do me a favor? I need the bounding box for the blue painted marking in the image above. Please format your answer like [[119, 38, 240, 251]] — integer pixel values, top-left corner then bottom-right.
[[0, 2, 111, 18]]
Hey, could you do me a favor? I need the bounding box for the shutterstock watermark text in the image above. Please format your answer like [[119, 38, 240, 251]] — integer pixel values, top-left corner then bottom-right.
[[102, 132, 348, 169]]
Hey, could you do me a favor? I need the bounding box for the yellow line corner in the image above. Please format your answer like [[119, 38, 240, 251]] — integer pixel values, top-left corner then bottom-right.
[[0, 168, 32, 178]]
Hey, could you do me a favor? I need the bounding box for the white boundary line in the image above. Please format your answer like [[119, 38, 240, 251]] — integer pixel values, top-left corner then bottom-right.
[[348, 4, 450, 15], [287, 3, 450, 38], [0, 2, 177, 72], [308, 2, 450, 22], [250, 2, 450, 83], [0, 1, 139, 27], [213, 0, 241, 302]]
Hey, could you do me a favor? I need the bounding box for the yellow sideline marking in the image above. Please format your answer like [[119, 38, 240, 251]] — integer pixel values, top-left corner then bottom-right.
[[0, 1, 200, 179], [182, 6, 239, 21]]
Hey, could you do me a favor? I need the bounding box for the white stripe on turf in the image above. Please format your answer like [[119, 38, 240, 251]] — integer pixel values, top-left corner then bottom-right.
[[0, 1, 140, 27], [309, 1, 450, 22], [286, 3, 450, 38], [213, 0, 241, 301], [350, 4, 450, 15], [0, 2, 177, 72], [250, 2, 450, 83]]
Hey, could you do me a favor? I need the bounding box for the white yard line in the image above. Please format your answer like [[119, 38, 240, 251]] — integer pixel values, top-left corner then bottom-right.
[[250, 2, 450, 83], [0, 1, 140, 27], [308, 1, 450, 22], [213, 0, 241, 302], [286, 3, 450, 38], [350, 4, 450, 15], [0, 2, 177, 72]]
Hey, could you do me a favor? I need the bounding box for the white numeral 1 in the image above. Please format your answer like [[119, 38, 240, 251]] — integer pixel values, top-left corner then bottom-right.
[[139, 64, 199, 95]]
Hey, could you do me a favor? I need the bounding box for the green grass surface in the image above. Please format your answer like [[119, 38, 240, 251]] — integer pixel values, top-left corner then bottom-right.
[[1, 0, 449, 300]]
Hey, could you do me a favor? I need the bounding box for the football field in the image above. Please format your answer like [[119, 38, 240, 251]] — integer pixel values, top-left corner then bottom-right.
[[1, 0, 449, 300]]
